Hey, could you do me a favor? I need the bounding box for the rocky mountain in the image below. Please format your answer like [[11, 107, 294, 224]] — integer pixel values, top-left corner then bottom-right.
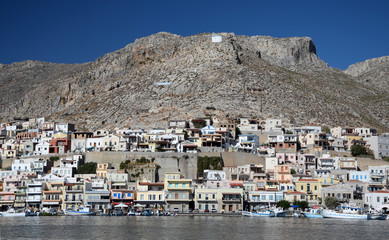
[[344, 56, 389, 91], [0, 32, 388, 131]]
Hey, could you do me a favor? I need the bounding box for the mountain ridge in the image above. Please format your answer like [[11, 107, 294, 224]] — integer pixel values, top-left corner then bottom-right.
[[0, 32, 388, 131]]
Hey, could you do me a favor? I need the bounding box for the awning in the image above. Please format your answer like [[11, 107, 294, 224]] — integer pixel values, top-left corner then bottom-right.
[[114, 203, 128, 208]]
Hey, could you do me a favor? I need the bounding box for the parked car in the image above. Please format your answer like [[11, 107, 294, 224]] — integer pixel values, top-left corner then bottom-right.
[[211, 209, 217, 213], [204, 209, 210, 213]]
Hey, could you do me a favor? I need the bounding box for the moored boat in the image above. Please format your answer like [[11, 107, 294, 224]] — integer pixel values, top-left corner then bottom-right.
[[242, 211, 253, 217], [252, 210, 272, 217], [301, 208, 323, 219], [0, 208, 25, 217], [65, 206, 96, 216], [270, 208, 287, 217], [370, 214, 387, 220], [321, 206, 371, 220]]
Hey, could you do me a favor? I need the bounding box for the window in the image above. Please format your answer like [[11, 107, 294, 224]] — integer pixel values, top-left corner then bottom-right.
[[140, 194, 144, 200], [301, 186, 303, 191], [169, 183, 172, 188], [127, 193, 131, 197], [183, 183, 186, 188], [168, 194, 171, 199], [113, 193, 117, 197], [175, 183, 178, 188], [262, 195, 266, 200], [182, 194, 186, 199], [212, 194, 215, 199], [199, 194, 202, 199], [269, 195, 273, 200]]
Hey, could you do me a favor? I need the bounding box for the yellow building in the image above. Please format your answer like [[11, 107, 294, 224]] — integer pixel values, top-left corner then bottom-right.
[[188, 137, 202, 148], [1, 140, 18, 159], [96, 163, 111, 178], [52, 132, 69, 139], [136, 181, 165, 209], [164, 172, 192, 212], [42, 182, 64, 210], [295, 179, 321, 205], [317, 177, 339, 188], [102, 134, 120, 151]]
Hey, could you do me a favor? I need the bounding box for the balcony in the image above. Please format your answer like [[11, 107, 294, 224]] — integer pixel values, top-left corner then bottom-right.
[[65, 189, 83, 193], [222, 198, 241, 203], [64, 199, 82, 204], [27, 189, 42, 194]]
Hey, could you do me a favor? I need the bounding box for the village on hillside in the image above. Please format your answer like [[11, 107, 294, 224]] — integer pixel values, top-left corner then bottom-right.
[[1, 116, 389, 215]]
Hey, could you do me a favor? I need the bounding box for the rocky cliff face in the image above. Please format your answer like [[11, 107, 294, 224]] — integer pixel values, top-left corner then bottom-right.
[[344, 56, 389, 91], [0, 32, 388, 131]]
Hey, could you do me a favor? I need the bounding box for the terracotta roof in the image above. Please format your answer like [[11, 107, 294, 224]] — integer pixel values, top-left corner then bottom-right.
[[230, 183, 243, 186], [266, 180, 279, 183], [347, 180, 363, 183], [371, 191, 389, 193]]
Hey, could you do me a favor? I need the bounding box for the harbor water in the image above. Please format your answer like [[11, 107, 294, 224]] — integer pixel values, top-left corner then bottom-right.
[[0, 216, 388, 240]]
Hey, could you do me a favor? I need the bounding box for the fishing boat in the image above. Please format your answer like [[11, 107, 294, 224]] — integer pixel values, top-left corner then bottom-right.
[[65, 206, 96, 216], [270, 208, 287, 217], [321, 206, 371, 220], [301, 208, 323, 219], [242, 211, 253, 217], [252, 210, 272, 217], [370, 214, 387, 220], [0, 208, 25, 217]]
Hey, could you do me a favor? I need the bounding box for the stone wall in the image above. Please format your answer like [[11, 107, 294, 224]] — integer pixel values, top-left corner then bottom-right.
[[85, 152, 198, 181]]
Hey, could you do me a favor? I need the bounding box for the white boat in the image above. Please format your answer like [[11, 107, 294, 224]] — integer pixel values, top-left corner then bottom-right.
[[270, 208, 287, 217], [301, 208, 323, 219], [0, 208, 26, 217], [252, 210, 272, 217], [242, 210, 272, 217], [321, 206, 371, 220], [242, 211, 253, 217], [65, 206, 96, 216]]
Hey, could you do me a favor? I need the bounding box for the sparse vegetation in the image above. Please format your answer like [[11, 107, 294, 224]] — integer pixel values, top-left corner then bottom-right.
[[77, 162, 97, 174], [197, 156, 223, 174], [351, 145, 367, 156]]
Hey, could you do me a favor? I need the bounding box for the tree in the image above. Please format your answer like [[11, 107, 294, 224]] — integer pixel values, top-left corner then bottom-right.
[[293, 200, 308, 210], [324, 196, 339, 209], [276, 200, 290, 210], [77, 162, 97, 174], [290, 169, 296, 174], [322, 126, 331, 134], [235, 127, 242, 139], [351, 145, 367, 156]]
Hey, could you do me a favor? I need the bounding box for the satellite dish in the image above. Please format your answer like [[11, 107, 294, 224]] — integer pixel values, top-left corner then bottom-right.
[[155, 82, 171, 86]]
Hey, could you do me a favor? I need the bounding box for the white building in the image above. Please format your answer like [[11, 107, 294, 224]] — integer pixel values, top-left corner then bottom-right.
[[365, 191, 389, 211], [264, 119, 282, 132], [86, 137, 103, 151], [348, 171, 371, 183], [55, 123, 75, 133], [204, 170, 226, 181], [365, 134, 389, 159], [201, 125, 216, 135], [34, 141, 51, 155], [12, 159, 32, 172]]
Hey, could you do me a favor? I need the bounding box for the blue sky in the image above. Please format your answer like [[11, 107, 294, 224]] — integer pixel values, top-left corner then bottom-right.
[[1, 0, 388, 69]]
